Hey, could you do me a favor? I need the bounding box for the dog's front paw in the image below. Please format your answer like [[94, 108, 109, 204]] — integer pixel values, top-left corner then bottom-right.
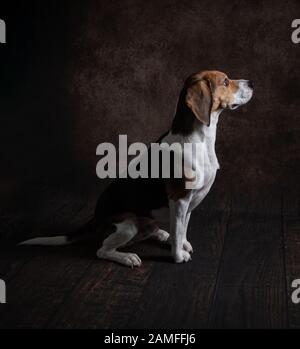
[[174, 250, 192, 263], [183, 240, 193, 253], [153, 229, 170, 242]]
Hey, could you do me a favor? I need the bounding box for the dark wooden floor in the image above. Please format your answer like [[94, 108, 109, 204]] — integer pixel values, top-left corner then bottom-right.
[[0, 182, 300, 329]]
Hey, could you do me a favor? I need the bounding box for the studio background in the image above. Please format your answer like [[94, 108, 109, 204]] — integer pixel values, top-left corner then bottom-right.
[[1, 0, 299, 241], [0, 0, 300, 329]]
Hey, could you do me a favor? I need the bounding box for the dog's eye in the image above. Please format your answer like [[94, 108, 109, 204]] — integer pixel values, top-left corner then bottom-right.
[[224, 78, 229, 87]]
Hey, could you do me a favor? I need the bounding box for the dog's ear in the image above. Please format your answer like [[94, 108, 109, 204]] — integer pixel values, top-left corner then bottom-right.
[[185, 79, 212, 126], [172, 77, 213, 134]]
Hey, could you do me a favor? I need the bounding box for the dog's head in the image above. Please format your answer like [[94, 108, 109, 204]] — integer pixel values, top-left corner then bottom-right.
[[173, 70, 253, 130]]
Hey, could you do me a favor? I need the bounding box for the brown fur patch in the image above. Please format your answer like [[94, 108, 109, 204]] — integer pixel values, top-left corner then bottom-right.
[[172, 70, 240, 134], [110, 213, 159, 242], [195, 71, 239, 111], [165, 173, 195, 201]]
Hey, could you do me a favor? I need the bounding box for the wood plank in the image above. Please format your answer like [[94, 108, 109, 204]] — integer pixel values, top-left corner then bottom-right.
[[0, 244, 93, 329], [47, 241, 155, 329], [283, 186, 300, 328], [0, 247, 35, 283], [49, 180, 229, 329], [208, 189, 288, 329], [127, 180, 230, 329]]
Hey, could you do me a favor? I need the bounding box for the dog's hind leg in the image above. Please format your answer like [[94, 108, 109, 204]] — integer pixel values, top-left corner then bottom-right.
[[96, 218, 142, 268]]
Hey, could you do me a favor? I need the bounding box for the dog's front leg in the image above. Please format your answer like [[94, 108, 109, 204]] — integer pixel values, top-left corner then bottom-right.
[[182, 212, 193, 254], [169, 199, 192, 263]]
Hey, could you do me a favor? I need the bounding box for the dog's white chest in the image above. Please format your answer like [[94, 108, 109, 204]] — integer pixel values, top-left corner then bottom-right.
[[188, 140, 218, 210]]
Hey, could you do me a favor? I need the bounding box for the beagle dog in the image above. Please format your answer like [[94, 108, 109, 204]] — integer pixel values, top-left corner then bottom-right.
[[20, 70, 253, 268]]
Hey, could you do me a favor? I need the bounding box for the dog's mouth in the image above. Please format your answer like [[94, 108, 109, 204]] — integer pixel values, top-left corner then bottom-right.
[[229, 89, 254, 110]]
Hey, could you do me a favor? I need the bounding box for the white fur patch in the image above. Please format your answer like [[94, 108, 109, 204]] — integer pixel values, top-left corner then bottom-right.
[[18, 236, 69, 246]]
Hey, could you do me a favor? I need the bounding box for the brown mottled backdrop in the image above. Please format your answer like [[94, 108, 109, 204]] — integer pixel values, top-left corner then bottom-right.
[[1, 0, 300, 241]]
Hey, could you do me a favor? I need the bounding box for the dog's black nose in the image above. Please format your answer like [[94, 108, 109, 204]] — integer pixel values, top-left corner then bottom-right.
[[247, 80, 254, 89]]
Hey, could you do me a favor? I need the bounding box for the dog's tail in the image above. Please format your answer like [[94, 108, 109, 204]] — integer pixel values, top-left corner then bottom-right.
[[18, 217, 96, 246], [18, 235, 71, 246]]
